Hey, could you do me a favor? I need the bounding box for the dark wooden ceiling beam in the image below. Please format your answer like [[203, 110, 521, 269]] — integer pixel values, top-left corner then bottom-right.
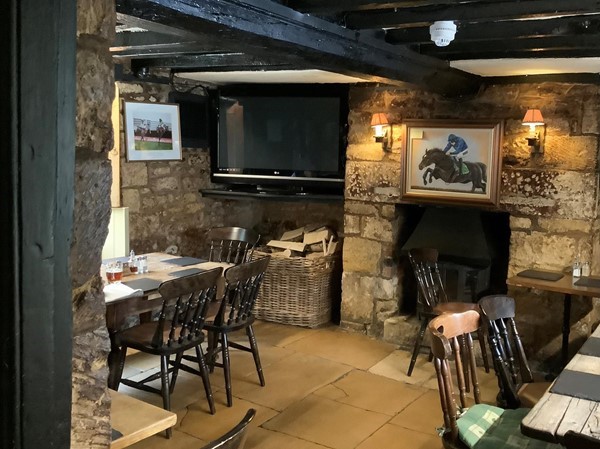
[[115, 0, 482, 95], [386, 15, 600, 44], [115, 12, 197, 38], [111, 41, 227, 58], [287, 0, 492, 14], [344, 0, 600, 29], [422, 34, 600, 59], [133, 52, 294, 71]]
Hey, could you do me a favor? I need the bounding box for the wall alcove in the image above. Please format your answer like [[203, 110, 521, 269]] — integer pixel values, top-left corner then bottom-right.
[[396, 204, 511, 315]]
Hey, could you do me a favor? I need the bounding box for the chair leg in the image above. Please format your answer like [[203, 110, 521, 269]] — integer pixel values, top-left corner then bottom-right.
[[246, 325, 265, 387], [459, 335, 471, 393], [221, 333, 233, 407], [195, 345, 216, 415], [170, 352, 183, 394], [477, 327, 490, 373], [114, 344, 128, 390], [408, 318, 429, 376], [159, 355, 172, 439], [207, 331, 218, 373]]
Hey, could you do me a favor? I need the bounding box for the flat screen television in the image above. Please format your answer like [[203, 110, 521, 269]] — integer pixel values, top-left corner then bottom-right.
[[209, 84, 348, 193]]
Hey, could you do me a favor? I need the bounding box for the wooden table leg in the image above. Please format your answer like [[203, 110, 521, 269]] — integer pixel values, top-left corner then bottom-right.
[[562, 293, 572, 367]]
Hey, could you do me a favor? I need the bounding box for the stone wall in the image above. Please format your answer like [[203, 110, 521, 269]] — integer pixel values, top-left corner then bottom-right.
[[71, 0, 114, 446], [117, 77, 344, 255], [342, 83, 600, 367]]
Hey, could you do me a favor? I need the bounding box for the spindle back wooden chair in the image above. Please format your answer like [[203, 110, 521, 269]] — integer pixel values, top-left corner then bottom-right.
[[408, 248, 489, 377], [428, 310, 560, 449], [478, 295, 550, 408], [205, 256, 271, 407], [114, 268, 223, 436], [207, 226, 260, 265]]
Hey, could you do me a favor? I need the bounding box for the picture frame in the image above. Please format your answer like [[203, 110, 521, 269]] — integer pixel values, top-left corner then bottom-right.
[[400, 120, 503, 207], [123, 101, 182, 161]]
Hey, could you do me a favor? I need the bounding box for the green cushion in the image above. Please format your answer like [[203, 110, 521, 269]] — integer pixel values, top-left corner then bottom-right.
[[470, 407, 560, 449], [457, 404, 504, 448]]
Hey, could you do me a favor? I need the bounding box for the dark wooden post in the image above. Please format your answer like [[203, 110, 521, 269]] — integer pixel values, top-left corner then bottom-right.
[[0, 0, 76, 447]]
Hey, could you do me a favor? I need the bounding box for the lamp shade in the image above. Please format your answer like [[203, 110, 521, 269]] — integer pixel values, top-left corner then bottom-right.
[[370, 113, 389, 127], [522, 109, 544, 126]]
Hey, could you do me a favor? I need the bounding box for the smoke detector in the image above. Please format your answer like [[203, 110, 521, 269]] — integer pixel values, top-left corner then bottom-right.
[[429, 21, 457, 47]]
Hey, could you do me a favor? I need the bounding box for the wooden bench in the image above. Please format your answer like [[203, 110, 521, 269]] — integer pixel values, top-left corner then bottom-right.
[[110, 389, 177, 449]]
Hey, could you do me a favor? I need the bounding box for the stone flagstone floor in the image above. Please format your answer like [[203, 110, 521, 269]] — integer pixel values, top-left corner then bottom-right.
[[121, 321, 499, 449]]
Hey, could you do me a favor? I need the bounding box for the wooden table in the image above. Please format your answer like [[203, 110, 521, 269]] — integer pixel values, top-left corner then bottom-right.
[[110, 389, 177, 448], [521, 324, 600, 444], [506, 272, 600, 367], [105, 252, 231, 389]]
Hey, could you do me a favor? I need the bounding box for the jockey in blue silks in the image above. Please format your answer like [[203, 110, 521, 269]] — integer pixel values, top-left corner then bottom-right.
[[443, 134, 469, 176]]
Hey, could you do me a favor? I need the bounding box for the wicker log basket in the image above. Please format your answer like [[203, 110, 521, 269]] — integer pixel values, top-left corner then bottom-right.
[[252, 249, 341, 328]]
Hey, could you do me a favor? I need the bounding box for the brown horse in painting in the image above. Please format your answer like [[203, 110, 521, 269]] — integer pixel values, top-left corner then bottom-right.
[[418, 148, 487, 193]]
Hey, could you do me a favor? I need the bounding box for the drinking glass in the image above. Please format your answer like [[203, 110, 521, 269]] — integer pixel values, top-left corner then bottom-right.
[[106, 262, 123, 283]]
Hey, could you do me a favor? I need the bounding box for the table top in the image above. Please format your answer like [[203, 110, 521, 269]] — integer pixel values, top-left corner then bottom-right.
[[104, 252, 232, 304], [110, 389, 176, 449], [507, 272, 600, 297], [521, 324, 600, 444]]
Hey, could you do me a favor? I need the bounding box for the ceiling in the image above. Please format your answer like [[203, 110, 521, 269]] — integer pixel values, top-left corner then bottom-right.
[[112, 0, 600, 96]]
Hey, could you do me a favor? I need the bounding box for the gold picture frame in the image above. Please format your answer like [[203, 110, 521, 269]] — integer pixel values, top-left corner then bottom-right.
[[400, 120, 503, 207]]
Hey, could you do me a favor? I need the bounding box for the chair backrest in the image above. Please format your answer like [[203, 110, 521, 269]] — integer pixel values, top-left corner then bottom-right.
[[408, 247, 448, 309], [151, 267, 223, 348], [208, 227, 260, 264], [200, 409, 256, 449], [478, 295, 533, 408], [216, 256, 271, 327], [428, 310, 482, 443]]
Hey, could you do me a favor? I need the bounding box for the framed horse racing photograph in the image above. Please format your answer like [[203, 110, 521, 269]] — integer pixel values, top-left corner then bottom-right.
[[123, 101, 182, 161], [400, 120, 503, 207]]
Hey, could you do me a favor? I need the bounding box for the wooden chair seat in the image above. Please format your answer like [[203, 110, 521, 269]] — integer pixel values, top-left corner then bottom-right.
[[115, 321, 200, 354], [433, 302, 479, 314]]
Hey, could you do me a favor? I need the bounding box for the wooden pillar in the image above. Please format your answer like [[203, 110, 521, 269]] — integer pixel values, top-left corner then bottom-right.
[[0, 0, 76, 447]]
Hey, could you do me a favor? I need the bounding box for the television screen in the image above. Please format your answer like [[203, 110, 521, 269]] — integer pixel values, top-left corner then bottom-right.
[[211, 85, 347, 191]]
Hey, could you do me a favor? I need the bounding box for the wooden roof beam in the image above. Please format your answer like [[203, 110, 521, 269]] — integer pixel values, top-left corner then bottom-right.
[[115, 0, 482, 96], [344, 0, 600, 29], [386, 15, 600, 44]]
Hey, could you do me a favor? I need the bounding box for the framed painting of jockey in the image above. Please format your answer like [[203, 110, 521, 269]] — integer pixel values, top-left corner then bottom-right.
[[400, 120, 503, 207], [124, 101, 182, 161]]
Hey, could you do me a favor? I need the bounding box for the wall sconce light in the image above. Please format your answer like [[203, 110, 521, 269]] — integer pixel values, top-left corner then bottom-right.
[[370, 113, 392, 151], [522, 108, 545, 154]]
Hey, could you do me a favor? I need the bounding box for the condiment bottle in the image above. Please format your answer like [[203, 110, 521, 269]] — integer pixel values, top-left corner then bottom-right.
[[573, 253, 582, 278]]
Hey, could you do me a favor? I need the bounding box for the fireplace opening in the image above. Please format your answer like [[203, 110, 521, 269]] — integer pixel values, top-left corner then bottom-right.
[[397, 204, 510, 315]]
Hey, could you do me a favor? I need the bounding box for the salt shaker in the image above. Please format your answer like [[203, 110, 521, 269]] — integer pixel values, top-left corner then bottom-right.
[[582, 261, 591, 277], [137, 255, 148, 273]]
